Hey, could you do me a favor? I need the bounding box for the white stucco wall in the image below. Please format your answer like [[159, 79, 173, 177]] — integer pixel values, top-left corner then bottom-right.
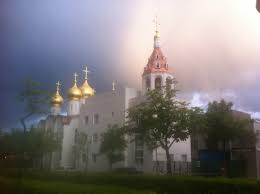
[[78, 88, 138, 171], [60, 117, 79, 169]]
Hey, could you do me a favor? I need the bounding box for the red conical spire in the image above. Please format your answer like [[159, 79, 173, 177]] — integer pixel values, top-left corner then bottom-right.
[[143, 29, 170, 75]]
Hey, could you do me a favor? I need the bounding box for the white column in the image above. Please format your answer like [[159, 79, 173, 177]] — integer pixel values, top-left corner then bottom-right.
[[151, 74, 155, 90], [68, 100, 81, 116], [51, 106, 61, 116], [61, 126, 75, 169]]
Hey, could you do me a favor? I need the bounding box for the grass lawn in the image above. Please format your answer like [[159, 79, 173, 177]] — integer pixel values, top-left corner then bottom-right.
[[1, 170, 260, 194], [0, 176, 152, 194]]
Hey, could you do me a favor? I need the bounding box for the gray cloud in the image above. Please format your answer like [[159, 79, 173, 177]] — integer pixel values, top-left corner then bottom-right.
[[0, 0, 260, 128]]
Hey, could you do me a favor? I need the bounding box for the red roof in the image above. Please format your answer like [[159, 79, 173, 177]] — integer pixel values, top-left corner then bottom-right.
[[143, 47, 171, 75]]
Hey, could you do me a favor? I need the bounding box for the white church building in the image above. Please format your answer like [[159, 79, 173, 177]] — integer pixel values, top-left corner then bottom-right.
[[37, 28, 191, 173]]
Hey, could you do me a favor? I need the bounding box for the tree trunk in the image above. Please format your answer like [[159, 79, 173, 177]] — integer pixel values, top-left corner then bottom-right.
[[20, 112, 33, 133], [41, 154, 44, 169], [155, 148, 159, 174], [222, 140, 227, 176], [165, 147, 172, 175], [109, 159, 113, 171], [20, 118, 27, 133], [49, 152, 53, 171]]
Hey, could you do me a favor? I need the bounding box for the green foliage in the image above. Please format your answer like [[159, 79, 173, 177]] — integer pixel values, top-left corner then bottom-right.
[[126, 78, 203, 174], [28, 128, 61, 157], [1, 171, 260, 194], [19, 79, 50, 114], [0, 129, 60, 167], [100, 125, 127, 169], [18, 79, 50, 131], [0, 176, 150, 194], [204, 100, 255, 149]]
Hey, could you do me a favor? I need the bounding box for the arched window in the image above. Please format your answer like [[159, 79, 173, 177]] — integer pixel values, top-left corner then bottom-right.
[[166, 77, 174, 89], [146, 78, 151, 90], [156, 63, 160, 69], [166, 77, 172, 85], [155, 77, 162, 89], [74, 129, 79, 143]]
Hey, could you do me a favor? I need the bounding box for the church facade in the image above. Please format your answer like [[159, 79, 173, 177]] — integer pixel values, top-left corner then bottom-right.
[[37, 29, 191, 173]]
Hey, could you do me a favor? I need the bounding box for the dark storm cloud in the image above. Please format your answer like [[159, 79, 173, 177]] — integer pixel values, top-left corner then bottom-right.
[[0, 0, 260, 128], [0, 0, 135, 128]]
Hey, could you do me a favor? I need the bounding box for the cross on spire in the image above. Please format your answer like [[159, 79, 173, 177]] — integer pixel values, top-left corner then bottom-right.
[[83, 65, 90, 80], [153, 15, 160, 32], [74, 72, 78, 84], [56, 81, 61, 92], [112, 80, 116, 91]]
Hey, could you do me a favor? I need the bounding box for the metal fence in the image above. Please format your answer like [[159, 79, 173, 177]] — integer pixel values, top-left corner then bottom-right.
[[153, 161, 191, 175]]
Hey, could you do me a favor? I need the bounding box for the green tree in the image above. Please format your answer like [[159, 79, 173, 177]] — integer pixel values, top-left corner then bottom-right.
[[204, 100, 255, 174], [100, 125, 127, 170], [126, 79, 203, 175], [18, 79, 49, 133], [27, 128, 61, 169], [0, 128, 60, 169]]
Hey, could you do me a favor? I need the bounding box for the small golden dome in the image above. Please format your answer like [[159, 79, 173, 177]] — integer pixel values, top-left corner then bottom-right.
[[68, 73, 83, 100], [155, 30, 160, 38], [51, 81, 64, 107], [80, 80, 95, 98], [68, 84, 82, 101], [51, 92, 64, 107]]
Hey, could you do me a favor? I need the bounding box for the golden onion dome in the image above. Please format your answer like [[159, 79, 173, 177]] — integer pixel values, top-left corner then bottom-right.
[[51, 92, 64, 107], [68, 73, 83, 100], [80, 79, 95, 98], [51, 81, 64, 107]]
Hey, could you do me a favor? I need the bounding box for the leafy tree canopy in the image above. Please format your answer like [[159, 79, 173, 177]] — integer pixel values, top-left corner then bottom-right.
[[204, 100, 255, 149], [100, 125, 127, 169], [18, 79, 50, 132], [0, 128, 60, 160], [126, 78, 203, 174]]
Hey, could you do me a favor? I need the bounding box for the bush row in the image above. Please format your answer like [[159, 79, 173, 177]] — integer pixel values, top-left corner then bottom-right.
[[0, 176, 151, 194], [1, 169, 260, 194]]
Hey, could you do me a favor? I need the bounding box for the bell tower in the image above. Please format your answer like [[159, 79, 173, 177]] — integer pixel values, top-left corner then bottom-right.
[[142, 18, 174, 94]]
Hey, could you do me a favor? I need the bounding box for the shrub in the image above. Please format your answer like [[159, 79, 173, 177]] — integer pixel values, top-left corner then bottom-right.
[[1, 170, 260, 194]]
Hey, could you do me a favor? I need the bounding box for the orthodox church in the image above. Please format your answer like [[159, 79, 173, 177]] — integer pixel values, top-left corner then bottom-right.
[[38, 27, 191, 173]]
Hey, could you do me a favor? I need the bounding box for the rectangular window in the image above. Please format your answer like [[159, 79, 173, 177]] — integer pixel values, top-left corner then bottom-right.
[[93, 114, 99, 124], [135, 134, 143, 147], [93, 133, 98, 143], [170, 154, 174, 161], [85, 116, 89, 125], [135, 150, 143, 158], [92, 153, 97, 163], [181, 154, 187, 162], [82, 154, 86, 162], [136, 158, 143, 165], [74, 129, 78, 143], [193, 139, 198, 150]]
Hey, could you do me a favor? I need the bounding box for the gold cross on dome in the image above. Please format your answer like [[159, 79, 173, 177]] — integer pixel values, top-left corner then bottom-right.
[[83, 65, 90, 80], [56, 81, 61, 91], [74, 72, 78, 83]]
